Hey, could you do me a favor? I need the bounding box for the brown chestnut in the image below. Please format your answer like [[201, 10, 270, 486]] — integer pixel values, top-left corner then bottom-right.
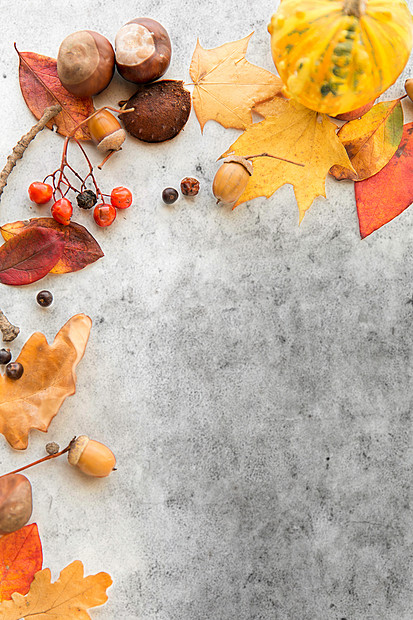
[[0, 474, 32, 535], [115, 18, 171, 84], [57, 30, 115, 97]]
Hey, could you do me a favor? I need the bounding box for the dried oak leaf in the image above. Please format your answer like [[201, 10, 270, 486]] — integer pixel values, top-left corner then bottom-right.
[[189, 33, 282, 131], [355, 122, 413, 238], [0, 314, 92, 450], [0, 227, 65, 286], [223, 97, 354, 222], [330, 99, 404, 181], [0, 524, 43, 602], [16, 46, 93, 141], [0, 560, 112, 619], [1, 218, 104, 274]]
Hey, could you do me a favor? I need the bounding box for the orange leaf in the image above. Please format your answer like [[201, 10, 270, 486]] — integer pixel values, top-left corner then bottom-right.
[[1, 219, 104, 274], [330, 99, 404, 181], [16, 46, 93, 141], [0, 560, 112, 619], [189, 33, 282, 131], [0, 314, 92, 450], [355, 123, 413, 238], [0, 524, 43, 601]]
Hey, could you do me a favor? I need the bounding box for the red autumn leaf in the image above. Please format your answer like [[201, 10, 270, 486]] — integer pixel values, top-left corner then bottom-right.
[[0, 523, 43, 601], [1, 219, 104, 274], [355, 123, 413, 238], [0, 227, 64, 285], [15, 46, 93, 141]]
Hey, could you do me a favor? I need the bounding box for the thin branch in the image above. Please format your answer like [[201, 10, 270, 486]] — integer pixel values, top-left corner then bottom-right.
[[0, 104, 62, 201], [0, 309, 19, 342]]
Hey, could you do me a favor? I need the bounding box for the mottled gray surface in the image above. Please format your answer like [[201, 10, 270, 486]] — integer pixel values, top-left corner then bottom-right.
[[1, 0, 413, 618]]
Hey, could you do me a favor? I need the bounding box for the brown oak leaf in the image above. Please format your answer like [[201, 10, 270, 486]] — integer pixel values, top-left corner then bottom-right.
[[0, 560, 112, 619], [0, 314, 92, 450]]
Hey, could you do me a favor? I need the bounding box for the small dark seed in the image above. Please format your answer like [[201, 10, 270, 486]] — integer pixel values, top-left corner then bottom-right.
[[162, 188, 179, 205], [0, 349, 12, 365], [46, 442, 60, 455], [37, 291, 53, 307], [77, 190, 97, 210], [6, 362, 24, 380]]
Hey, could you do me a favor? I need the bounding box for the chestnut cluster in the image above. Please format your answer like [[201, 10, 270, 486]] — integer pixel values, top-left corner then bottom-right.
[[57, 18, 172, 97]]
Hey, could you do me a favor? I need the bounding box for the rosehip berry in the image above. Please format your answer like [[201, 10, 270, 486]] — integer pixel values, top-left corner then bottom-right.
[[36, 290, 53, 307], [28, 182, 53, 205], [110, 186, 132, 209], [0, 349, 11, 365], [162, 188, 178, 204], [93, 203, 116, 227], [51, 198, 73, 226], [6, 362, 24, 380]]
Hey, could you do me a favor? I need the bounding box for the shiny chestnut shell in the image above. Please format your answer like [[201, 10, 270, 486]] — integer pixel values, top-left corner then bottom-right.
[[57, 30, 115, 97], [115, 18, 171, 84], [0, 474, 33, 535]]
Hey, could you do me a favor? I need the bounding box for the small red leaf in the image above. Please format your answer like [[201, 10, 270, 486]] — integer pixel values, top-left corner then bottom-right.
[[1, 218, 104, 273], [0, 523, 43, 601], [355, 123, 413, 238], [16, 47, 93, 141], [0, 227, 65, 285]]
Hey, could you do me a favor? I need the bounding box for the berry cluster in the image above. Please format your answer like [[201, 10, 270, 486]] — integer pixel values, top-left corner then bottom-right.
[[28, 182, 132, 228]]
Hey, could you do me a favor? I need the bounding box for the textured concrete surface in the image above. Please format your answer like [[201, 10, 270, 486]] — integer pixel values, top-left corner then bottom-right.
[[1, 1, 413, 618]]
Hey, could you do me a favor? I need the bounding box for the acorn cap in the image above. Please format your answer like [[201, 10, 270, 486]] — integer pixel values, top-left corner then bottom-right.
[[68, 435, 90, 466], [221, 156, 253, 175]]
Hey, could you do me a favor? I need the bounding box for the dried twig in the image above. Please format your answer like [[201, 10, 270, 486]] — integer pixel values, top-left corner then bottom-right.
[[0, 309, 20, 342], [0, 104, 62, 201]]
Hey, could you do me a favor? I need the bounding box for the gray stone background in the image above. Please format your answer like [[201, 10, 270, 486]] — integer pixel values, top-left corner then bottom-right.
[[0, 1, 413, 618]]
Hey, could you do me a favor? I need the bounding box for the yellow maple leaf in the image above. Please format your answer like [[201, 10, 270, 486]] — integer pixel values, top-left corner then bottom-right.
[[189, 33, 282, 131], [0, 560, 112, 619], [0, 314, 91, 450], [222, 97, 355, 222]]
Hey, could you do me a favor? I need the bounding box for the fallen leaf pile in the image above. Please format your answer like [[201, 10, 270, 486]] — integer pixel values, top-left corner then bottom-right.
[[16, 46, 93, 140], [0, 314, 91, 449], [0, 524, 42, 601], [0, 218, 103, 285], [222, 97, 354, 222], [189, 34, 282, 131]]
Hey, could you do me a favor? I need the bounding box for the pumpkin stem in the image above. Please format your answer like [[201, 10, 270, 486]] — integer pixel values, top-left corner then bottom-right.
[[343, 0, 366, 17]]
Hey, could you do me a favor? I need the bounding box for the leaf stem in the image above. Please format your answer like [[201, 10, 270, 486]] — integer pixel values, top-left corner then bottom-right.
[[1, 438, 76, 478], [245, 153, 305, 167]]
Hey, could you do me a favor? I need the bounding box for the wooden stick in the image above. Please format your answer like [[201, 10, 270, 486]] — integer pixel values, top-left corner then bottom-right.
[[0, 104, 62, 201]]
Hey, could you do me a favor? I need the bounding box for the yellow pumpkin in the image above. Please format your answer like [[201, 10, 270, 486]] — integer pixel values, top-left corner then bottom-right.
[[268, 0, 413, 115]]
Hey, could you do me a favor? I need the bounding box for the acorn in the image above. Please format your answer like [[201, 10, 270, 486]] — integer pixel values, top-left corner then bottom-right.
[[87, 109, 126, 152], [68, 436, 116, 477], [120, 80, 191, 143], [115, 18, 171, 84], [405, 79, 413, 103], [0, 474, 32, 535], [212, 157, 253, 207], [57, 30, 115, 97]]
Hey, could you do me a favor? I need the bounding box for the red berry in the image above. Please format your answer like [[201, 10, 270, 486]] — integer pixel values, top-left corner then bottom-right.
[[51, 198, 73, 226], [93, 203, 116, 227], [28, 182, 53, 205], [110, 186, 132, 209]]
